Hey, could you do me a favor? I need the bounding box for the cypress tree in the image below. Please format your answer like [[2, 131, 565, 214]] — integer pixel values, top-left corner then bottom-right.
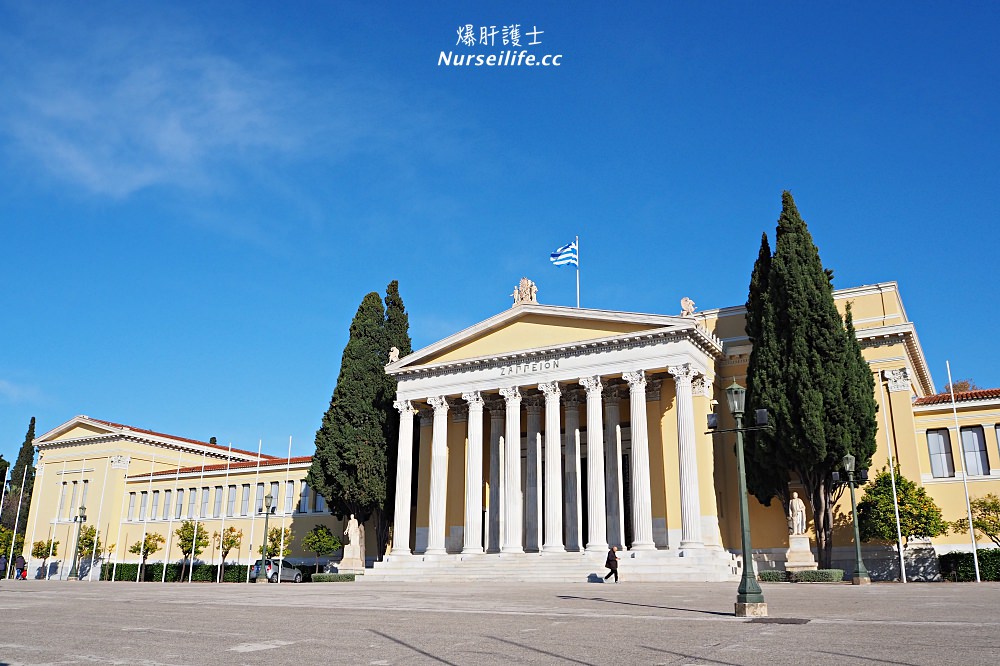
[[378, 280, 413, 557], [744, 192, 878, 568], [308, 292, 390, 566], [3, 417, 36, 530]]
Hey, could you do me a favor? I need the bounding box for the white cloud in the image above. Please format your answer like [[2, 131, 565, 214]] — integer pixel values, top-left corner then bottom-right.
[[0, 379, 43, 405]]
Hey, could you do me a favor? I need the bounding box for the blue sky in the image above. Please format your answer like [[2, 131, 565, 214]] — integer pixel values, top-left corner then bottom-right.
[[2, 1, 999, 465]]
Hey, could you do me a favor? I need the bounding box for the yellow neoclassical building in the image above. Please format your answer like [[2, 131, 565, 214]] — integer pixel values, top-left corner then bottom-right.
[[20, 279, 1000, 582]]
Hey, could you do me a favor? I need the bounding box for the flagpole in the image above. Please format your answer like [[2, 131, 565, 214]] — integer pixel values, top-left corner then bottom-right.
[[246, 439, 263, 583], [216, 441, 235, 583], [162, 450, 184, 583], [575, 235, 580, 308], [189, 450, 208, 583], [277, 436, 293, 583], [947, 360, 981, 582], [9, 467, 28, 577], [88, 458, 111, 581], [877, 375, 907, 583]]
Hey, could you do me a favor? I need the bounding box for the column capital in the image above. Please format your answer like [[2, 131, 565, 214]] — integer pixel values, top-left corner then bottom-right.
[[418, 408, 433, 427], [538, 381, 561, 400], [450, 401, 468, 422], [623, 370, 646, 390], [692, 375, 713, 398], [428, 395, 449, 412], [499, 386, 521, 402], [393, 399, 417, 415], [885, 368, 911, 393], [646, 378, 662, 401], [668, 363, 697, 387], [524, 394, 544, 413], [462, 391, 485, 407], [579, 376, 604, 396], [562, 388, 583, 406], [485, 397, 505, 414]]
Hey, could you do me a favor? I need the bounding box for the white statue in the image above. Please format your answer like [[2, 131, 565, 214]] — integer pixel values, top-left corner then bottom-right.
[[789, 492, 807, 535], [387, 346, 400, 364], [343, 514, 362, 561], [511, 277, 539, 307], [680, 297, 696, 317]]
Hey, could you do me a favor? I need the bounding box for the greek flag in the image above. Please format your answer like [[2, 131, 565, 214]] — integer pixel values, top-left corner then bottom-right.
[[550, 240, 578, 267]]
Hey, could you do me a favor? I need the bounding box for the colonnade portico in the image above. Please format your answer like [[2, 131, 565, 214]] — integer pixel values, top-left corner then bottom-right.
[[390, 363, 714, 559]]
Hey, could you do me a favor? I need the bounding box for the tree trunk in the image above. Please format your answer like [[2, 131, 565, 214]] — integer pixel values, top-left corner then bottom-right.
[[809, 481, 834, 570]]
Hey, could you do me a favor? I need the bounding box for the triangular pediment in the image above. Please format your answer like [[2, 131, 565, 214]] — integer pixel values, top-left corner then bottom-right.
[[35, 416, 119, 444], [390, 304, 696, 370]]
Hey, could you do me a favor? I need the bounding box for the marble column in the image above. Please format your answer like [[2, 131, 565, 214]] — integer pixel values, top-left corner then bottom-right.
[[603, 386, 625, 549], [563, 390, 583, 551], [391, 399, 417, 555], [669, 364, 703, 550], [462, 391, 485, 554], [500, 386, 524, 553], [579, 376, 609, 552], [486, 398, 504, 553], [425, 395, 450, 555], [623, 371, 655, 550], [525, 395, 543, 552], [539, 382, 565, 552]]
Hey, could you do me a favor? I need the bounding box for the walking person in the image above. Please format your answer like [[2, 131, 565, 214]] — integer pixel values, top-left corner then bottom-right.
[[604, 546, 620, 583], [14, 555, 26, 581], [0, 553, 7, 579]]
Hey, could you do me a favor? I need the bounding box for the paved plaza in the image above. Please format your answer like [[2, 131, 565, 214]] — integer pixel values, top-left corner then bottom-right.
[[1, 578, 998, 665]]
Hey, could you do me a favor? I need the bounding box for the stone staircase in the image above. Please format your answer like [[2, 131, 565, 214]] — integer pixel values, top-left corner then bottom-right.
[[359, 548, 741, 583]]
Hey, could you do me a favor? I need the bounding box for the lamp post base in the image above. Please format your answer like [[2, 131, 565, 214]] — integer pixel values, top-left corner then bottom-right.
[[852, 575, 871, 586], [735, 602, 768, 617]]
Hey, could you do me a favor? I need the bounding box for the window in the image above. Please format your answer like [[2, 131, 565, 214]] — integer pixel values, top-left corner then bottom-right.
[[201, 487, 210, 518], [139, 491, 148, 521], [299, 481, 310, 513], [315, 491, 325, 513], [151, 490, 160, 520], [241, 484, 250, 516], [68, 481, 78, 520], [213, 486, 223, 518], [961, 426, 990, 476], [927, 429, 955, 478], [255, 483, 264, 514], [269, 482, 280, 511], [127, 493, 137, 521], [163, 490, 172, 520], [175, 489, 185, 519], [285, 481, 295, 515], [57, 482, 67, 520], [187, 488, 197, 518], [227, 485, 237, 517]]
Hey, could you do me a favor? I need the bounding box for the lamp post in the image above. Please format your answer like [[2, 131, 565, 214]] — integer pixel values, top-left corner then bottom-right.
[[840, 454, 871, 585], [725, 382, 767, 617], [67, 506, 87, 580], [256, 494, 273, 584]]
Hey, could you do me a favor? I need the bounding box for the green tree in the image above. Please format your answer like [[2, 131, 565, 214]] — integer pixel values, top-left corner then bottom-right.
[[301, 524, 342, 573], [212, 526, 243, 580], [2, 417, 36, 531], [174, 520, 209, 582], [0, 454, 8, 485], [858, 467, 949, 549], [77, 525, 102, 558], [31, 539, 59, 577], [744, 192, 879, 568], [0, 526, 25, 560], [309, 291, 390, 567], [953, 493, 1000, 548], [259, 526, 293, 557], [129, 532, 166, 581], [379, 280, 413, 557]]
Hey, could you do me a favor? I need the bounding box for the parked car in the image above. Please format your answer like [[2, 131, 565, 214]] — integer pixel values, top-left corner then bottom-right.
[[251, 558, 303, 583]]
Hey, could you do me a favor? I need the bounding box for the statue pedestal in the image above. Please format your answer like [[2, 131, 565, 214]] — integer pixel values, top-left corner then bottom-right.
[[784, 535, 818, 573], [336, 556, 365, 574]]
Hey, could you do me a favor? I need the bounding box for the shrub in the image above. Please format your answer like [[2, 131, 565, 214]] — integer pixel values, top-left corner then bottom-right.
[[758, 570, 788, 582], [939, 549, 1000, 581], [792, 569, 844, 583], [99, 563, 251, 582], [311, 573, 356, 582]]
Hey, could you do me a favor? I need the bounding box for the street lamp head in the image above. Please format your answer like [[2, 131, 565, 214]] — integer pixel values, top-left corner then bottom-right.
[[725, 381, 746, 416], [78, 506, 87, 521], [264, 493, 273, 510], [841, 453, 856, 473]]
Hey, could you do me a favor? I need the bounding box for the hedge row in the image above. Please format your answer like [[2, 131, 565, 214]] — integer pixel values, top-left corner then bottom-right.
[[758, 569, 845, 583], [312, 573, 356, 582], [939, 550, 1000, 582], [99, 563, 251, 582]]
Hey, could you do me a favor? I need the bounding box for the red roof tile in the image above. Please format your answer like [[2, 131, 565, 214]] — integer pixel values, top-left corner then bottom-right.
[[131, 455, 313, 479], [913, 388, 1000, 406], [87, 417, 277, 460]]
